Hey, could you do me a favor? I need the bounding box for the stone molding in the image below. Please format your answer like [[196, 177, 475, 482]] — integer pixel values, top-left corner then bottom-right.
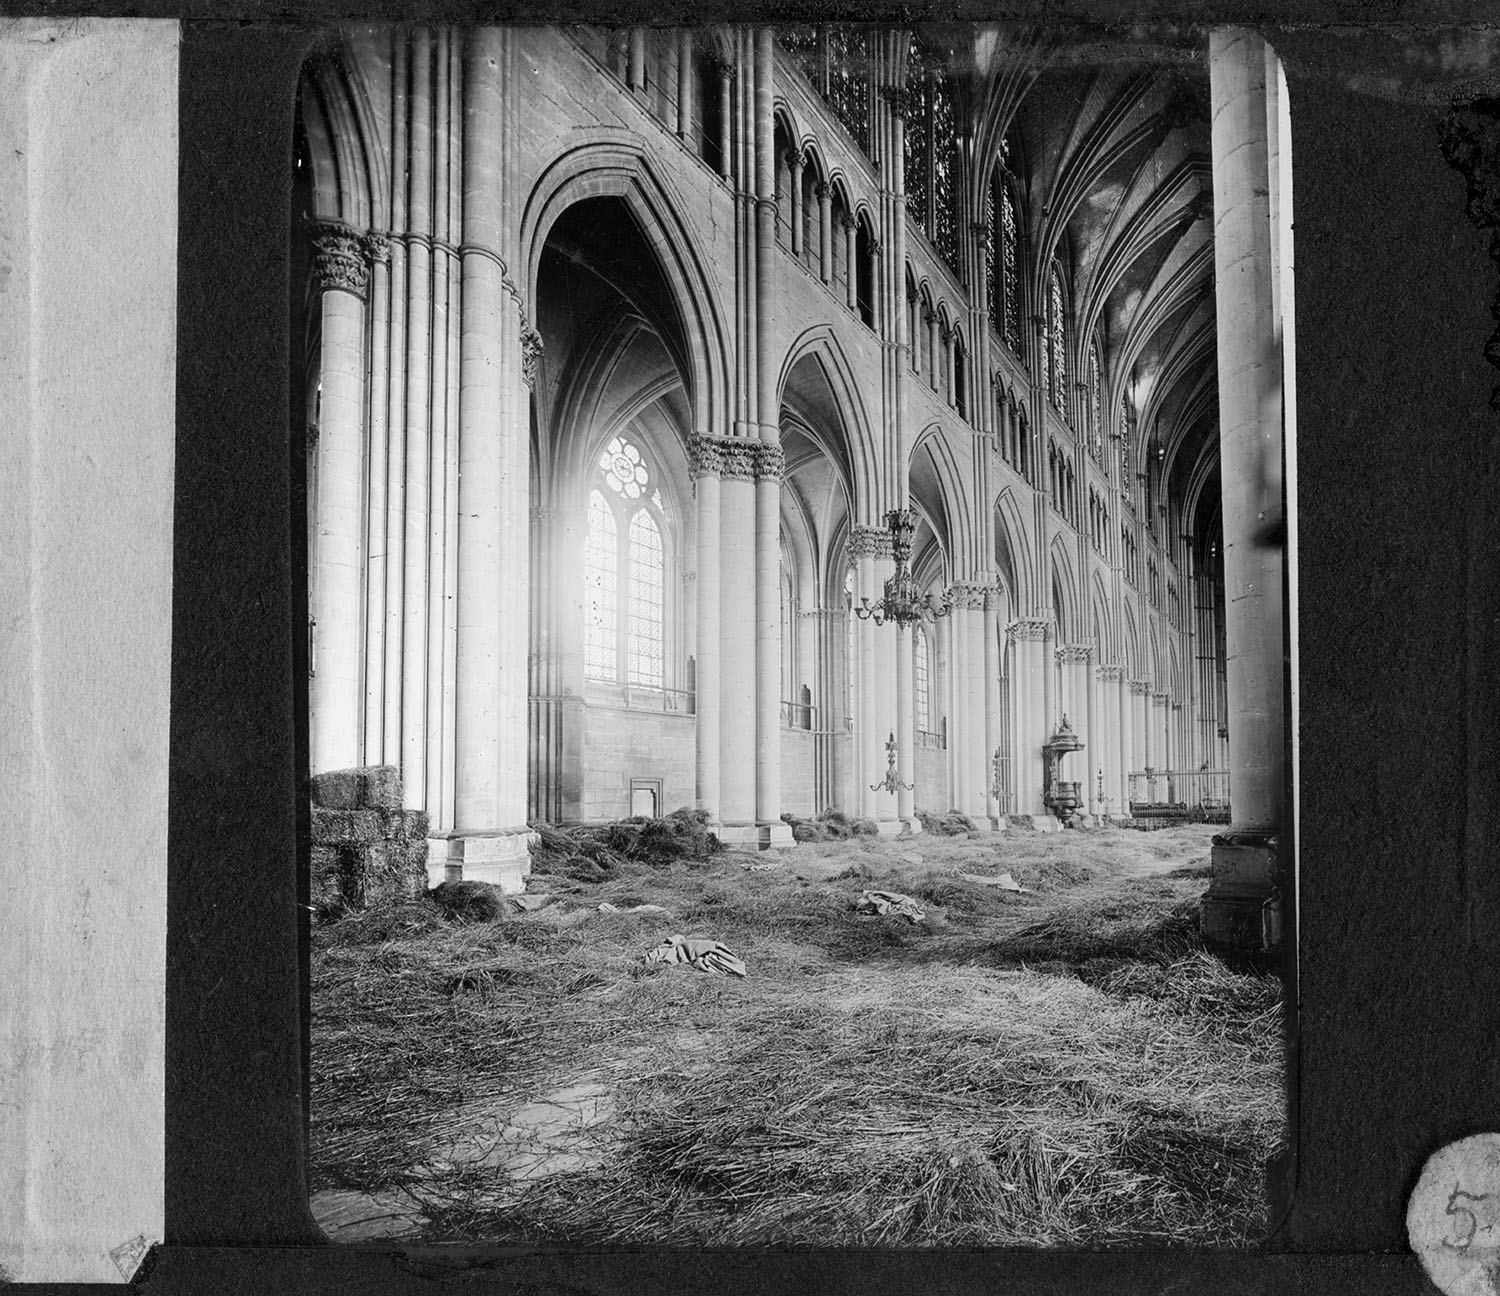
[[1055, 643, 1093, 665], [847, 525, 896, 561], [1007, 617, 1052, 642], [687, 434, 783, 482], [309, 221, 381, 299]]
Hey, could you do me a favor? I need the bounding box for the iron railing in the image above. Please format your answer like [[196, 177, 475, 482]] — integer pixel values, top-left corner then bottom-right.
[[1128, 769, 1230, 818], [780, 699, 819, 731], [581, 679, 696, 714]]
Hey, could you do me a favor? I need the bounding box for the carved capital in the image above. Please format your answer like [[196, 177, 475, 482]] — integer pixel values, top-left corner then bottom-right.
[[754, 441, 786, 482], [814, 180, 831, 201], [847, 525, 895, 561], [944, 582, 989, 611], [309, 220, 374, 299], [1127, 679, 1153, 696], [1096, 663, 1126, 682], [520, 325, 544, 389], [1055, 643, 1094, 665], [1006, 617, 1051, 642], [1152, 691, 1171, 704]]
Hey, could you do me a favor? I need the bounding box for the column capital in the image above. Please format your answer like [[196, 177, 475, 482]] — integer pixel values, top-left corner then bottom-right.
[[1006, 616, 1052, 642], [1127, 678, 1154, 695], [309, 219, 377, 300], [688, 433, 783, 481], [1096, 663, 1126, 681], [848, 525, 895, 561], [814, 180, 831, 201], [1152, 691, 1171, 704], [1055, 643, 1093, 665], [944, 581, 989, 610]]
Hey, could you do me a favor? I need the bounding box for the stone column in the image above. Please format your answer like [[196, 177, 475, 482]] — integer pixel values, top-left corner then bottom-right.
[[788, 148, 804, 256], [964, 592, 989, 822], [1153, 691, 1172, 796], [755, 444, 791, 842], [690, 437, 721, 823], [438, 30, 534, 889], [817, 181, 833, 283], [628, 28, 646, 92], [307, 220, 374, 775], [1203, 27, 1289, 942], [1094, 664, 1121, 819], [1129, 678, 1153, 797], [943, 585, 969, 813], [983, 588, 1002, 826], [400, 26, 435, 811], [1012, 618, 1050, 817], [716, 55, 733, 182], [1058, 644, 1093, 808], [870, 551, 899, 828], [896, 623, 917, 829], [381, 33, 410, 762], [842, 212, 858, 311], [362, 238, 392, 762], [718, 442, 758, 838]]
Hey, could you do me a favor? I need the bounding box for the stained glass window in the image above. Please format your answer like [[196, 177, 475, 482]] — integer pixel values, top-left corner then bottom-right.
[[1048, 263, 1066, 408], [904, 44, 930, 233], [826, 26, 870, 153], [585, 436, 669, 692], [984, 182, 998, 335], [1001, 182, 1020, 353], [1088, 342, 1102, 462], [914, 626, 931, 731], [627, 510, 664, 687], [931, 72, 958, 271], [600, 434, 648, 499], [585, 489, 618, 681]]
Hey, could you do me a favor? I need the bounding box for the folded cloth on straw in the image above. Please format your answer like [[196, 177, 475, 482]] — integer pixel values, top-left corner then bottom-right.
[[643, 934, 747, 977], [855, 889, 926, 923]]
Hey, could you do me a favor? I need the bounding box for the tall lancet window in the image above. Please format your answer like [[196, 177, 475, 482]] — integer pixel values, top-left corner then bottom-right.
[[1088, 341, 1103, 462], [1048, 261, 1067, 410], [914, 624, 931, 731], [585, 434, 668, 690]]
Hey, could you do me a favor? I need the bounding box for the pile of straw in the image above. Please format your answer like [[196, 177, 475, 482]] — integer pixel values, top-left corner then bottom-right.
[[779, 809, 879, 842], [309, 823, 1284, 1247]]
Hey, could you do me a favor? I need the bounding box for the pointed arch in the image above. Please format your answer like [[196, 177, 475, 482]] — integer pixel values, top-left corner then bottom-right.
[[910, 422, 972, 574], [776, 324, 877, 517], [1049, 535, 1079, 642], [298, 38, 387, 228], [521, 134, 732, 438], [993, 486, 1033, 614]]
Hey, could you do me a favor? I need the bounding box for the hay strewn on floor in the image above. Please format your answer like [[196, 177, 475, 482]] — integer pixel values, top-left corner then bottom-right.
[[309, 822, 1285, 1247]]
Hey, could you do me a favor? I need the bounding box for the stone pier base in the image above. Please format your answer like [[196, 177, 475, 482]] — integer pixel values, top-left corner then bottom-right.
[[1200, 831, 1278, 947], [428, 830, 535, 893]]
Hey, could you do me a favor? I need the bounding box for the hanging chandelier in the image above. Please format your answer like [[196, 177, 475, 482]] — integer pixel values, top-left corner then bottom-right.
[[852, 508, 953, 628]]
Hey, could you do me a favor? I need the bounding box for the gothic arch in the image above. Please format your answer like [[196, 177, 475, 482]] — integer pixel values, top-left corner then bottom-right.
[[521, 134, 732, 438], [1090, 570, 1114, 660], [298, 39, 387, 228], [777, 325, 876, 515], [993, 487, 1034, 613], [909, 422, 972, 570], [1049, 536, 1079, 641]]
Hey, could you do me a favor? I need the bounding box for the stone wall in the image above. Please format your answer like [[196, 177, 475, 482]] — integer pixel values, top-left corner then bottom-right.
[[579, 706, 696, 822]]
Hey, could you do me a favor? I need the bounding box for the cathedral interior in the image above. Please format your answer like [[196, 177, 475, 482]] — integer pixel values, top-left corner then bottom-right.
[[293, 22, 1290, 937]]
